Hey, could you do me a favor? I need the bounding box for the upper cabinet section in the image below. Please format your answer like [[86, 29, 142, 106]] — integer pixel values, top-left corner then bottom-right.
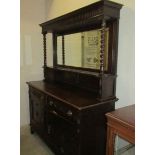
[[40, 1, 122, 35], [40, 1, 122, 75]]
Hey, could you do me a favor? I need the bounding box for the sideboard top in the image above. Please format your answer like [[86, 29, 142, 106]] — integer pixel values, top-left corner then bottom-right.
[[27, 81, 117, 110]]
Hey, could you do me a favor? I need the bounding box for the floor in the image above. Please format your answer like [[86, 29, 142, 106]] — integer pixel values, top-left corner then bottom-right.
[[21, 126, 134, 155], [20, 126, 55, 155]]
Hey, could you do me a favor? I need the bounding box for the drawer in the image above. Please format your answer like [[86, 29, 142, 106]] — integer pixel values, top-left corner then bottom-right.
[[30, 87, 44, 101], [47, 96, 80, 124]]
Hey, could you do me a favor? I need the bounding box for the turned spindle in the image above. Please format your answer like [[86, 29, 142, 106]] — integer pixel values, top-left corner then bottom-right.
[[43, 33, 47, 67]]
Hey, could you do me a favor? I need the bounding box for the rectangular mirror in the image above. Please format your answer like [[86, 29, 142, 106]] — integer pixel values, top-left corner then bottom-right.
[[57, 28, 109, 71]]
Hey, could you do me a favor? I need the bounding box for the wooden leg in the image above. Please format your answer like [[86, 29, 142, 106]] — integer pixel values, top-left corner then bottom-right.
[[106, 126, 115, 155]]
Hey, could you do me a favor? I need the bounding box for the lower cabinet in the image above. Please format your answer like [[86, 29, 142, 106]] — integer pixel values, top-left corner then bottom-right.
[[29, 87, 80, 155], [28, 86, 115, 155]]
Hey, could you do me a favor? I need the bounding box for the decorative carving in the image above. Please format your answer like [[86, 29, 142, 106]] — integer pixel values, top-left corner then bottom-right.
[[100, 20, 106, 73], [99, 20, 106, 100], [62, 35, 65, 65], [40, 1, 122, 34], [43, 33, 47, 67]]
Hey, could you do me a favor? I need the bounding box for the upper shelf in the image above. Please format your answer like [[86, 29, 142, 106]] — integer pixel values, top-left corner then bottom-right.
[[40, 1, 123, 34]]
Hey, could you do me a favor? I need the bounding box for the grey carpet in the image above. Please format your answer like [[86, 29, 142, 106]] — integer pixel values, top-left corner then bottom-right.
[[20, 126, 55, 155]]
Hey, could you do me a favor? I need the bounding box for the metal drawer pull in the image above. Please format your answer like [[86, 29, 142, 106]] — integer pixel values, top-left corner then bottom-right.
[[49, 101, 54, 106], [66, 110, 72, 116], [52, 110, 58, 115]]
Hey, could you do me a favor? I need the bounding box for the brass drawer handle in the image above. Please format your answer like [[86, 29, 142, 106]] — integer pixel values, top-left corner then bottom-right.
[[52, 110, 58, 115], [66, 110, 72, 116], [49, 101, 54, 106]]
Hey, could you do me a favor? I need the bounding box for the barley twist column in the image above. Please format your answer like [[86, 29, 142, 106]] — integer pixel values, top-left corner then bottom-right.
[[43, 33, 47, 67], [100, 21, 106, 73], [62, 35, 65, 65], [99, 20, 106, 100]]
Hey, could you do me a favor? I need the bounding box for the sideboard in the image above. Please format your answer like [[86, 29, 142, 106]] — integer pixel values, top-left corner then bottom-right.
[[27, 1, 123, 155]]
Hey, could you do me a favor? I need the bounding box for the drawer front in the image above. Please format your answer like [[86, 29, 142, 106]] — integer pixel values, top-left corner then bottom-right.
[[30, 87, 44, 101], [47, 96, 80, 124]]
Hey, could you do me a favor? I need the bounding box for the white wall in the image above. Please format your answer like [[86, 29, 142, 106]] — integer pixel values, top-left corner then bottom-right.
[[114, 0, 135, 108], [20, 0, 45, 126], [45, 0, 135, 109], [20, 0, 135, 126]]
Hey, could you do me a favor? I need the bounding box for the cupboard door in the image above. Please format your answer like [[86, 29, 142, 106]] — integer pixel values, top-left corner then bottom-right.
[[29, 87, 45, 133], [45, 110, 80, 155]]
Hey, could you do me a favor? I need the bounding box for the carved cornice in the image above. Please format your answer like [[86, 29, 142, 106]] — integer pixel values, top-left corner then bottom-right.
[[40, 1, 122, 34]]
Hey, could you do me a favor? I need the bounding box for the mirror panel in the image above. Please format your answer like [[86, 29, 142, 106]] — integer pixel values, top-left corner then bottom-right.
[[65, 33, 82, 67], [57, 28, 109, 70], [46, 33, 53, 66], [82, 30, 100, 69]]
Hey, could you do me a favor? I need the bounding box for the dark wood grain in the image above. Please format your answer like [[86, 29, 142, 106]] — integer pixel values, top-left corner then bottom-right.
[[27, 80, 117, 109], [44, 66, 117, 100], [43, 33, 47, 67], [40, 1, 122, 34], [27, 82, 116, 155]]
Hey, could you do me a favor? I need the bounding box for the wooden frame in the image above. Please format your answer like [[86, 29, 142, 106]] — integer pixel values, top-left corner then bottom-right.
[[40, 1, 122, 74], [106, 105, 135, 155]]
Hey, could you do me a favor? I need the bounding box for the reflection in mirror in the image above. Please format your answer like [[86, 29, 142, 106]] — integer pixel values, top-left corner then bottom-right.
[[65, 33, 82, 67], [57, 28, 109, 70], [46, 33, 53, 66]]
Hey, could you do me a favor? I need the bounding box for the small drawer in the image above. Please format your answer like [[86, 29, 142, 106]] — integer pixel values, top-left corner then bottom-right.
[[30, 87, 44, 101], [47, 97, 79, 124]]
